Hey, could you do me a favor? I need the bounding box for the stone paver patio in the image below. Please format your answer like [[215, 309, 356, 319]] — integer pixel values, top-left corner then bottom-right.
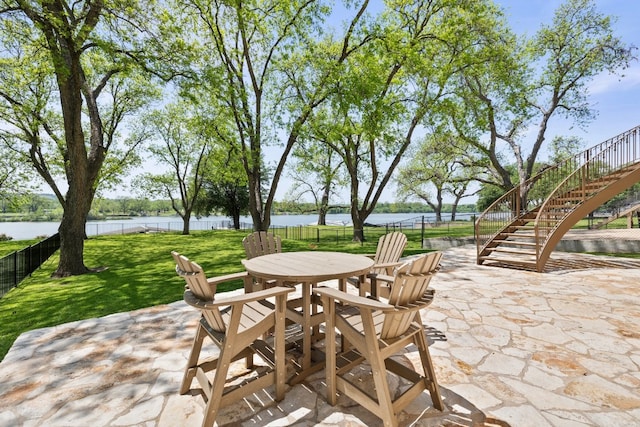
[[1, 245, 639, 426]]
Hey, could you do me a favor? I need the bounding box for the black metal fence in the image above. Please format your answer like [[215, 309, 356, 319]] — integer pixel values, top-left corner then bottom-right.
[[269, 214, 477, 246], [0, 233, 60, 298]]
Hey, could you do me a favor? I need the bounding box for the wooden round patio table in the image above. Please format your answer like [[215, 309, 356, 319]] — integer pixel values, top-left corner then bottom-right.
[[242, 251, 374, 383]]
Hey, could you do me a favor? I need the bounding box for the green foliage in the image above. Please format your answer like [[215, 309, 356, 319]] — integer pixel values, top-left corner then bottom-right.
[[476, 184, 506, 212], [193, 143, 250, 227], [195, 180, 250, 227], [396, 133, 481, 220]]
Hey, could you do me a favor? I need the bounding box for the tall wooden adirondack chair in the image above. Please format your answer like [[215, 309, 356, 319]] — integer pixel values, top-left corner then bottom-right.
[[242, 231, 284, 291], [349, 231, 407, 297], [172, 251, 293, 427], [316, 253, 444, 427], [242, 231, 282, 259], [372, 251, 442, 300]]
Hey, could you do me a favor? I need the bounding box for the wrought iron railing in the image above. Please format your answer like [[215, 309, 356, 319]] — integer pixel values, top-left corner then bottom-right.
[[534, 126, 640, 250], [476, 125, 640, 258]]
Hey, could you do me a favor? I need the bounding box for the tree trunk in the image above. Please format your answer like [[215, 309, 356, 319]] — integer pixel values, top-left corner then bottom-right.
[[317, 185, 330, 226], [317, 208, 327, 226], [182, 212, 191, 235], [351, 215, 365, 242], [54, 207, 90, 277], [232, 211, 241, 229], [53, 179, 92, 277], [52, 51, 93, 277], [451, 202, 458, 221], [247, 175, 270, 231]]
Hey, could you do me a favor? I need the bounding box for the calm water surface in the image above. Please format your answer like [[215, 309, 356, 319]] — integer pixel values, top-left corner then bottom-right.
[[1, 212, 470, 241]]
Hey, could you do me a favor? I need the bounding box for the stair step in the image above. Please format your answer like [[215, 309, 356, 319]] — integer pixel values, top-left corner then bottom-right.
[[512, 225, 536, 229], [479, 256, 537, 269], [502, 233, 536, 239], [493, 240, 538, 247], [536, 213, 568, 219], [550, 197, 583, 203], [486, 247, 536, 256], [511, 225, 553, 231]]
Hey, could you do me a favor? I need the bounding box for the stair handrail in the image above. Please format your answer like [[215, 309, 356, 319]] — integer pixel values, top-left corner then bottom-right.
[[476, 125, 640, 259], [534, 125, 640, 249]]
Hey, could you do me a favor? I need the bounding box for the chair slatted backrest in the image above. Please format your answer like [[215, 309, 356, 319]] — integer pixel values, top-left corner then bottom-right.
[[381, 252, 442, 340], [243, 231, 282, 259], [172, 251, 226, 333], [372, 232, 407, 274]]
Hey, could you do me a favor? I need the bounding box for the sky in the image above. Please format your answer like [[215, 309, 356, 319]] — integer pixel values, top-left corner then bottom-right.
[[101, 0, 640, 205]]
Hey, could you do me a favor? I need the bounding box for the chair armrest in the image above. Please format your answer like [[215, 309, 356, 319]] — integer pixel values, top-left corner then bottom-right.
[[371, 273, 394, 283], [373, 261, 403, 269], [185, 286, 293, 309], [373, 261, 403, 275], [314, 287, 394, 311], [206, 271, 252, 287]]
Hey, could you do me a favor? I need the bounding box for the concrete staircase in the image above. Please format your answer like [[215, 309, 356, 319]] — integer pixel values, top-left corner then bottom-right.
[[476, 125, 640, 272]]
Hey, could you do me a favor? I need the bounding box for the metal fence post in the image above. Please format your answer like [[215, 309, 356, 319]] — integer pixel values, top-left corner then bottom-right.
[[13, 251, 17, 288]]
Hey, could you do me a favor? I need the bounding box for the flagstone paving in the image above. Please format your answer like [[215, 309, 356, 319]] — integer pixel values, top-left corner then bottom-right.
[[1, 246, 639, 426]]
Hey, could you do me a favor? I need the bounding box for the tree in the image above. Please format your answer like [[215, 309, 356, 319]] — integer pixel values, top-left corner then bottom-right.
[[448, 0, 635, 196], [304, 0, 499, 241], [180, 0, 375, 232], [135, 103, 211, 234], [0, 1, 170, 276], [396, 134, 479, 222], [287, 140, 346, 225], [548, 135, 585, 165], [194, 146, 250, 230]]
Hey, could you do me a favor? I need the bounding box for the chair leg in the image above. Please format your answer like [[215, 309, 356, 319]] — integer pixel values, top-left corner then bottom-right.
[[322, 295, 338, 406], [181, 321, 207, 395], [201, 337, 236, 427], [361, 309, 398, 427], [415, 326, 444, 411], [246, 352, 254, 370], [366, 334, 397, 427], [274, 297, 287, 401]]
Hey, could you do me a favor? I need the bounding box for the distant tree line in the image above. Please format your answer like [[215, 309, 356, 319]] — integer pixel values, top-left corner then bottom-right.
[[1, 194, 477, 221]]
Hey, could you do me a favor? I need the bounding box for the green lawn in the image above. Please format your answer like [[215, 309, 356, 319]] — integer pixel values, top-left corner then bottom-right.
[[0, 239, 40, 257], [0, 227, 452, 361]]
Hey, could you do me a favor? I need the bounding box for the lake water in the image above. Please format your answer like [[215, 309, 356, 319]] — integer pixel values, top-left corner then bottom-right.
[[0, 212, 474, 241]]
